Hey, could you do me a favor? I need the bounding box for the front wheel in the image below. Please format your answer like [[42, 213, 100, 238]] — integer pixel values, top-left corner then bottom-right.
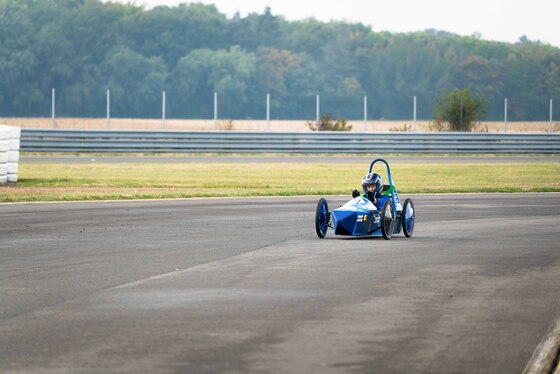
[[315, 198, 329, 238], [381, 199, 395, 240], [402, 198, 415, 238]]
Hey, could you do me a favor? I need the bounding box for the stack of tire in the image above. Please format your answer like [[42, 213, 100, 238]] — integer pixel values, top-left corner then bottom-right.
[[0, 125, 20, 184], [0, 126, 8, 184]]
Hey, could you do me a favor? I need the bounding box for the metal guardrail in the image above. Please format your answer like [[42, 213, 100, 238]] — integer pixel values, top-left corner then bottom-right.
[[20, 129, 560, 154]]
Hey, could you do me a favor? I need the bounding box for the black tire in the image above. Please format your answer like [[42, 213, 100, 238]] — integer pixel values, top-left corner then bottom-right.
[[315, 198, 329, 238], [381, 199, 395, 240], [402, 198, 415, 238]]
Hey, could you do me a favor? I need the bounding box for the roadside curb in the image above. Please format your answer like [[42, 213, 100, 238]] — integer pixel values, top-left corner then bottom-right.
[[523, 316, 560, 374]]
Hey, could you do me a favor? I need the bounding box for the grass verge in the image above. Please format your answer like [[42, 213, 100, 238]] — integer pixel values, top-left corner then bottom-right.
[[1, 162, 559, 202]]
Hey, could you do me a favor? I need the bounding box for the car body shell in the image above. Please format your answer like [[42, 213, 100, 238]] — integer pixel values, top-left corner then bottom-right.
[[315, 158, 414, 239], [331, 194, 403, 236]]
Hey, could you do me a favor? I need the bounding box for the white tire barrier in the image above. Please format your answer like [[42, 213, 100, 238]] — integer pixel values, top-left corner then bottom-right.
[[0, 163, 7, 184], [7, 162, 18, 174], [0, 125, 20, 184], [0, 126, 8, 184]]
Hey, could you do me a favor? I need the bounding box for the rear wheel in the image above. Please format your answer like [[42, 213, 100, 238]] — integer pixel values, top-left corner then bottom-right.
[[381, 199, 395, 240], [315, 198, 329, 238], [402, 198, 415, 237]]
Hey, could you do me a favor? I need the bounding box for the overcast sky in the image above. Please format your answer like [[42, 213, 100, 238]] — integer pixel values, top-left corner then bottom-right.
[[107, 0, 560, 47]]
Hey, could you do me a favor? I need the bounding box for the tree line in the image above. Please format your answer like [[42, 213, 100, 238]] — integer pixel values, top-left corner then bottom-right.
[[1, 0, 559, 121]]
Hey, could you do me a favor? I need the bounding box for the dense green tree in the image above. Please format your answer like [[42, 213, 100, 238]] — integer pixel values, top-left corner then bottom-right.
[[100, 45, 167, 117], [0, 0, 558, 122], [501, 40, 560, 120], [169, 47, 256, 118], [251, 49, 323, 119], [231, 7, 284, 51], [0, 0, 40, 114], [121, 3, 228, 68], [434, 88, 488, 131], [281, 18, 334, 58], [254, 47, 299, 96]]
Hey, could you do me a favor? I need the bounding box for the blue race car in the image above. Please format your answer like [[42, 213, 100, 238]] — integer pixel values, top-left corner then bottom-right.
[[315, 158, 415, 240]]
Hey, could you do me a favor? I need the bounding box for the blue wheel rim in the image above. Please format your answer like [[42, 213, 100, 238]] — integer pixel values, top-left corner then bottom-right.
[[404, 202, 414, 233], [317, 202, 328, 235]]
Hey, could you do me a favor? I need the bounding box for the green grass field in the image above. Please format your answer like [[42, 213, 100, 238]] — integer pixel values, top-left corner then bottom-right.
[[1, 162, 559, 202]]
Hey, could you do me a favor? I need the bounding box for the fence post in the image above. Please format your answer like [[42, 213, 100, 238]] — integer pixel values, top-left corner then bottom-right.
[[266, 93, 270, 130], [460, 100, 463, 127], [364, 96, 368, 132], [550, 99, 553, 133], [413, 95, 417, 132], [162, 91, 166, 129], [214, 92, 218, 130], [316, 94, 320, 131], [51, 88, 55, 129], [504, 98, 508, 133], [106, 89, 110, 129]]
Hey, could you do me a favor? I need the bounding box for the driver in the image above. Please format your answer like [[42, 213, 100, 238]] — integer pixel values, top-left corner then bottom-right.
[[352, 172, 383, 203]]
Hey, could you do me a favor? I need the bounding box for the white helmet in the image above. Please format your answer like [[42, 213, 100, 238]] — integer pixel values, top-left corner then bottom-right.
[[361, 172, 383, 194]]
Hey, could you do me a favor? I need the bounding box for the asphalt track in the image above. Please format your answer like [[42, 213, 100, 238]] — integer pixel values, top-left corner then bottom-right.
[[1, 194, 560, 373]]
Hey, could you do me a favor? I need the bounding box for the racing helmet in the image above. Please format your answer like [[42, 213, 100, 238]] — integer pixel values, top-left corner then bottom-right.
[[362, 172, 383, 194]]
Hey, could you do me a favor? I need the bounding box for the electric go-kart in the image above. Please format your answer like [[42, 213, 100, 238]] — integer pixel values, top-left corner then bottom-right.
[[315, 158, 415, 240]]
